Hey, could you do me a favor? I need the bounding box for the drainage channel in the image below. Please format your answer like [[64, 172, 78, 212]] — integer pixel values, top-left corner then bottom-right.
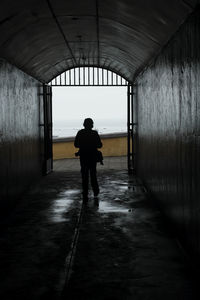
[[60, 201, 85, 298]]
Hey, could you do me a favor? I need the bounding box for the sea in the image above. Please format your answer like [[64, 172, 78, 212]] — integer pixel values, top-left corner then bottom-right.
[[53, 119, 126, 138]]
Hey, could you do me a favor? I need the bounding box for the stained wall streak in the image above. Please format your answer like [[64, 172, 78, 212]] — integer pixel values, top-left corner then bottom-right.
[[0, 59, 42, 213], [136, 8, 200, 258]]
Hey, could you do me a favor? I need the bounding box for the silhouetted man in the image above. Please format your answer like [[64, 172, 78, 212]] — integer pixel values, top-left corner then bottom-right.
[[74, 118, 102, 200]]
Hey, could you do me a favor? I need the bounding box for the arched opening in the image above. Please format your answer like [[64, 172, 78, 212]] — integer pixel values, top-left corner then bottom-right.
[[43, 67, 136, 174], [0, 2, 199, 299]]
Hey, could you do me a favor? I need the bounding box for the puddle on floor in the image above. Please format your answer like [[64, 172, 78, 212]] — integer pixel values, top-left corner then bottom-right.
[[110, 181, 125, 185], [61, 189, 80, 196], [50, 215, 67, 223], [52, 199, 74, 213], [118, 185, 129, 191], [98, 200, 130, 213], [48, 198, 74, 223]]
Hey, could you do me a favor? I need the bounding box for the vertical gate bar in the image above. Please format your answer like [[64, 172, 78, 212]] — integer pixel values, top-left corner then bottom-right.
[[79, 67, 81, 85], [97, 68, 99, 85], [131, 84, 134, 171], [88, 67, 90, 86], [55, 77, 57, 85], [83, 67, 85, 86], [121, 76, 122, 85], [43, 84, 47, 173], [74, 68, 76, 85], [48, 85, 53, 171], [93, 67, 95, 85], [107, 69, 109, 85], [64, 71, 66, 86], [69, 69, 71, 85], [102, 68, 104, 86], [127, 84, 131, 172], [134, 84, 138, 174], [42, 84, 53, 174], [111, 71, 113, 86]]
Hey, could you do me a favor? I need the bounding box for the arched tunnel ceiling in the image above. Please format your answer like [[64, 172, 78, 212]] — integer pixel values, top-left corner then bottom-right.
[[0, 0, 198, 83]]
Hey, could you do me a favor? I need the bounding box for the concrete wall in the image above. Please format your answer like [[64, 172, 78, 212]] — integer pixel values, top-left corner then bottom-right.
[[53, 133, 127, 160], [0, 59, 42, 214], [136, 8, 200, 258]]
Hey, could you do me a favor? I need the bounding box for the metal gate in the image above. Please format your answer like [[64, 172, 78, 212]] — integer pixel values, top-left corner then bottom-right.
[[49, 67, 128, 87], [40, 84, 53, 174], [48, 67, 137, 173], [127, 83, 137, 173]]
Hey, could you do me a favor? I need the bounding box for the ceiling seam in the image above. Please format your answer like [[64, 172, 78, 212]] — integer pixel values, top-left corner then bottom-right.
[[132, 3, 197, 83], [96, 0, 100, 66], [46, 0, 76, 66], [52, 14, 161, 46], [181, 0, 196, 10]]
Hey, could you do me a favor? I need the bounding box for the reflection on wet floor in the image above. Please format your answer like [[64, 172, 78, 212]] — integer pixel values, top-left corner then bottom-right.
[[0, 166, 198, 300], [97, 200, 130, 213], [49, 199, 74, 223], [49, 190, 81, 223], [61, 189, 80, 196]]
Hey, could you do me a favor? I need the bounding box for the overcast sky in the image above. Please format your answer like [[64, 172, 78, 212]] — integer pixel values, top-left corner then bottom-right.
[[52, 86, 127, 123]]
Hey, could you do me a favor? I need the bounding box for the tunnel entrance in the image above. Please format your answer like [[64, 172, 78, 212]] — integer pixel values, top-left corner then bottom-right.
[[41, 67, 137, 174]]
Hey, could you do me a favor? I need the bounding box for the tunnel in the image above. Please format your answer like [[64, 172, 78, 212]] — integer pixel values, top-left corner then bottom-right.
[[0, 0, 200, 299]]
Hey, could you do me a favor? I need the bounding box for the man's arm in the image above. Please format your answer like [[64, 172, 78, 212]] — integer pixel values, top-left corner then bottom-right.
[[96, 133, 102, 148], [74, 131, 80, 148]]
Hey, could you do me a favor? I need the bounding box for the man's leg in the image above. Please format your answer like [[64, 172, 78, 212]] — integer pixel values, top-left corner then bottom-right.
[[90, 163, 99, 196], [80, 161, 89, 198]]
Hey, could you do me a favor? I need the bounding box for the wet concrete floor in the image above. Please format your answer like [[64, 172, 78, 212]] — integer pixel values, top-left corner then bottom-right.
[[0, 157, 198, 299]]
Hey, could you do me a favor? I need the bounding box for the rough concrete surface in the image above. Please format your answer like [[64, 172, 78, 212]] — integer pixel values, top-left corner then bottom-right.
[[136, 8, 200, 259], [0, 158, 198, 299], [0, 59, 41, 210]]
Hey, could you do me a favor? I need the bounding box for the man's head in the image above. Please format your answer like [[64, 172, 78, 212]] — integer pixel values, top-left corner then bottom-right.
[[83, 118, 94, 129]]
